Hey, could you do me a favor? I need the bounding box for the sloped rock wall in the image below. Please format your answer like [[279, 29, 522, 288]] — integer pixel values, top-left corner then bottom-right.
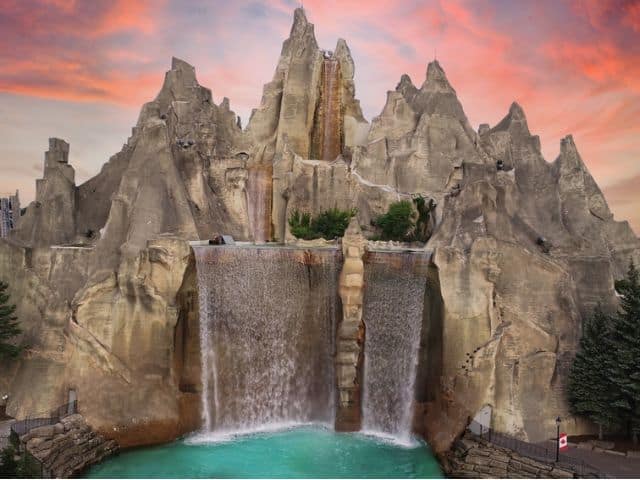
[[19, 414, 118, 478]]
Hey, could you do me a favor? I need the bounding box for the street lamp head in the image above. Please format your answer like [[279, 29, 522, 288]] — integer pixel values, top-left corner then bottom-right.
[[556, 416, 561, 425]]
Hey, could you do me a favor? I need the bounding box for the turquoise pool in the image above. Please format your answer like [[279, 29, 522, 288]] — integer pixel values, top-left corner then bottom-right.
[[87, 426, 443, 478]]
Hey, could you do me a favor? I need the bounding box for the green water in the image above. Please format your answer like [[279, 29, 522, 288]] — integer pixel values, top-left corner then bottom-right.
[[87, 426, 443, 478]]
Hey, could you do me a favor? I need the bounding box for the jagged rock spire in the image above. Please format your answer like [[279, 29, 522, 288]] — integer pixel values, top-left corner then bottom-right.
[[290, 7, 309, 37], [422, 60, 455, 93], [491, 101, 530, 136], [396, 74, 419, 100]]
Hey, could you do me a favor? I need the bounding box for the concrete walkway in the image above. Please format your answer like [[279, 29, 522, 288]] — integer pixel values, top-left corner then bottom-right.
[[540, 440, 640, 478]]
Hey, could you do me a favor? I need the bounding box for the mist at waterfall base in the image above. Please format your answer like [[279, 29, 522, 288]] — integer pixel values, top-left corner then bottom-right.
[[87, 426, 443, 478]]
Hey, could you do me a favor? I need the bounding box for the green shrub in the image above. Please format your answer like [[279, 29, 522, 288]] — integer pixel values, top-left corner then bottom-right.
[[372, 197, 436, 242], [311, 208, 358, 240], [288, 210, 317, 240], [288, 208, 357, 240], [373, 200, 415, 241]]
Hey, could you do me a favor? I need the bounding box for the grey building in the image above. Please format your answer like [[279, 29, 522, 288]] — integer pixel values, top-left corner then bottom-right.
[[0, 191, 20, 238]]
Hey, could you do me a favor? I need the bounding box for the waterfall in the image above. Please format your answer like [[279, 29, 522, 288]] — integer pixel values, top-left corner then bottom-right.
[[320, 57, 341, 161], [193, 246, 341, 436], [361, 251, 430, 445], [247, 165, 272, 243]]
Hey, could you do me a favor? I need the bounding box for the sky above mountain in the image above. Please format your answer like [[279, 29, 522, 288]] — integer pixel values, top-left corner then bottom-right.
[[1, 0, 639, 232]]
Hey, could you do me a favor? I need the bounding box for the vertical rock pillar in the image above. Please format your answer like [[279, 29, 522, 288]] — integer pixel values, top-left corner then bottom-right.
[[335, 218, 366, 431]]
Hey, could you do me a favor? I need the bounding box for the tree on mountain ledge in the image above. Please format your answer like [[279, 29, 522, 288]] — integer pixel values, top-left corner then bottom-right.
[[608, 261, 640, 444], [0, 280, 21, 358]]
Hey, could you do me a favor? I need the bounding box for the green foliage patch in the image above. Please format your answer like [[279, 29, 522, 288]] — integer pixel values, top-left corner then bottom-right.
[[0, 281, 21, 359], [372, 197, 436, 242], [288, 208, 357, 240]]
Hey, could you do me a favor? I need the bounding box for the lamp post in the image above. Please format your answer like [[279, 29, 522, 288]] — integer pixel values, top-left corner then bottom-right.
[[555, 416, 561, 462]]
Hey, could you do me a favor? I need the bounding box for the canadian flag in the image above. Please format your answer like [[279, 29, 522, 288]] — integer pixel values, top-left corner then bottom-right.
[[559, 433, 568, 451]]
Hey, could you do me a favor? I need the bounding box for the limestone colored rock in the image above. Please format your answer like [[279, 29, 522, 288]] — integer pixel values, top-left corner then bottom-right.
[[12, 139, 77, 246], [19, 413, 118, 478], [443, 431, 600, 478], [247, 8, 368, 164], [335, 219, 366, 431]]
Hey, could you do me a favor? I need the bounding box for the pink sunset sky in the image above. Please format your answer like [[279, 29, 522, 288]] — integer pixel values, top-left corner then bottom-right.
[[1, 0, 639, 232]]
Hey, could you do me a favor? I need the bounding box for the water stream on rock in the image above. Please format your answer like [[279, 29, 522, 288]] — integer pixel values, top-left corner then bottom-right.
[[193, 246, 341, 438], [247, 165, 272, 243], [321, 57, 341, 161], [361, 251, 430, 445]]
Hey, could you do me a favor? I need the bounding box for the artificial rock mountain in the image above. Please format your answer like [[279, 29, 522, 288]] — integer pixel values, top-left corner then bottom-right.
[[1, 9, 639, 453]]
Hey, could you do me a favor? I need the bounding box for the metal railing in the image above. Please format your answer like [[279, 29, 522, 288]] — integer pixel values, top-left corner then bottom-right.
[[10, 400, 77, 437], [467, 420, 603, 477]]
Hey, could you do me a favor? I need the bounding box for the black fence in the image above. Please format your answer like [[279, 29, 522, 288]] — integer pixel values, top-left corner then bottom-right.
[[10, 400, 77, 437], [467, 420, 603, 477]]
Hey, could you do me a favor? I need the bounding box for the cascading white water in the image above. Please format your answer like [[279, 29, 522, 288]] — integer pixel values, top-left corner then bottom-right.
[[361, 251, 430, 445], [193, 245, 341, 437]]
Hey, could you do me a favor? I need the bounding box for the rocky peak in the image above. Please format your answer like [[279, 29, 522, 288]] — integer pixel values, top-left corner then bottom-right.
[[334, 38, 354, 79], [559, 134, 578, 157], [154, 57, 200, 105], [45, 138, 70, 165], [290, 7, 310, 38], [281, 7, 318, 56], [491, 101, 531, 137], [43, 137, 74, 185], [171, 56, 195, 73], [396, 74, 419, 100], [555, 135, 589, 177], [422, 60, 455, 94]]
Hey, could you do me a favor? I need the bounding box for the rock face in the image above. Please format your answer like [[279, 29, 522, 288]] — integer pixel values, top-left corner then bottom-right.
[[13, 139, 77, 246], [19, 414, 118, 478], [0, 6, 639, 456], [442, 431, 600, 478], [335, 219, 366, 431]]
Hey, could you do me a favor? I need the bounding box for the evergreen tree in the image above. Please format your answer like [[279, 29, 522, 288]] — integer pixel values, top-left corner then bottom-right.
[[608, 261, 640, 444], [568, 306, 620, 439], [0, 281, 21, 358], [373, 200, 415, 241], [0, 445, 19, 477]]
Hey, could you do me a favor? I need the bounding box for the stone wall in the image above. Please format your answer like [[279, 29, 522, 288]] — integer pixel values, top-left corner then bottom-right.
[[442, 431, 600, 479], [17, 414, 118, 478], [335, 219, 366, 431]]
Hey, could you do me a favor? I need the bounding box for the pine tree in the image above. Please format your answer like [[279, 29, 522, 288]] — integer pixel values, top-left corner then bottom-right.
[[0, 445, 19, 477], [568, 306, 620, 439], [608, 261, 640, 444], [0, 280, 21, 358]]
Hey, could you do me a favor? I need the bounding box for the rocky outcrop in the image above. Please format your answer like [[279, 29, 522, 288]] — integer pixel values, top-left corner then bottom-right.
[[1, 237, 201, 448], [419, 100, 639, 450], [335, 219, 366, 431], [442, 431, 600, 478], [247, 8, 368, 164], [12, 139, 77, 246], [19, 414, 118, 478]]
